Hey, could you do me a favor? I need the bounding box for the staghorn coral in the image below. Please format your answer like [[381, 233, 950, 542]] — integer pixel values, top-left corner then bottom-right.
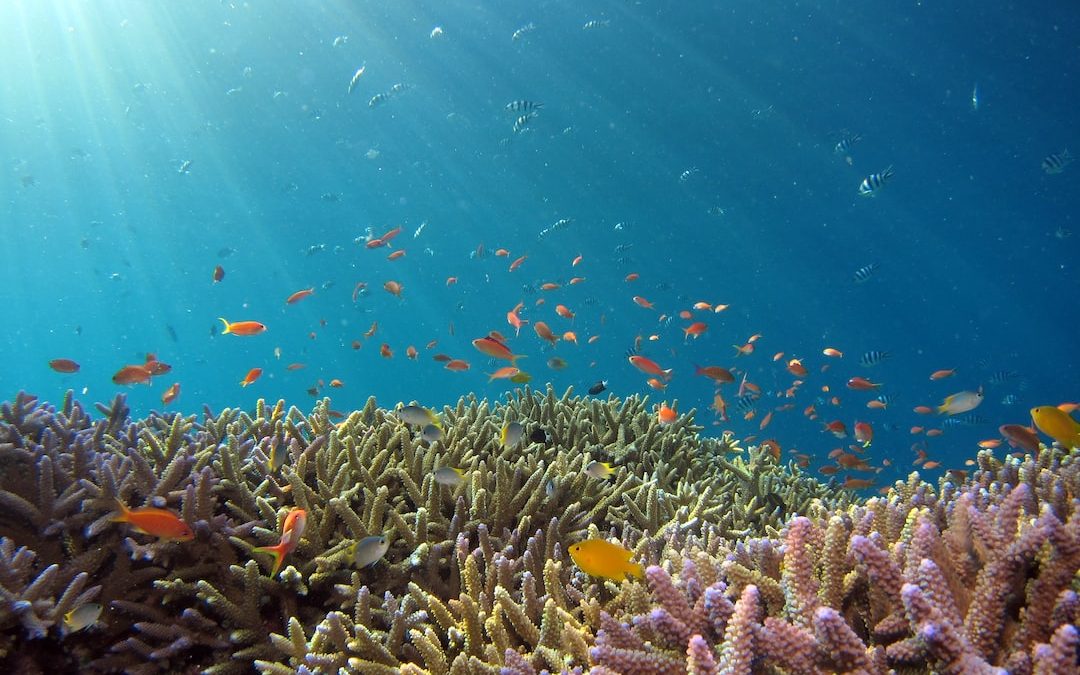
[[1, 386, 1077, 674]]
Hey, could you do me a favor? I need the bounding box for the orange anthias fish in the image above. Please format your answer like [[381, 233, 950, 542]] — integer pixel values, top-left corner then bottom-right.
[[383, 280, 404, 297], [472, 336, 524, 364], [488, 366, 520, 382], [533, 321, 559, 346], [112, 499, 194, 541], [630, 354, 672, 380], [49, 358, 81, 373], [683, 322, 707, 340], [286, 287, 315, 304], [846, 377, 881, 390], [112, 364, 153, 385], [506, 301, 529, 336], [657, 403, 677, 426], [161, 383, 180, 406], [253, 508, 307, 577], [568, 539, 644, 582], [219, 318, 267, 336], [240, 368, 263, 387], [694, 365, 734, 383]]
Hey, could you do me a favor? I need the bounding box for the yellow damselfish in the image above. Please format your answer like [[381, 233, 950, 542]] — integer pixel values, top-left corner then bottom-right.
[[568, 539, 644, 582], [1031, 406, 1080, 449]]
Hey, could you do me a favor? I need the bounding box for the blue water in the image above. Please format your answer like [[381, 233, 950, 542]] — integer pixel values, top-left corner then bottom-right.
[[2, 1, 1077, 487]]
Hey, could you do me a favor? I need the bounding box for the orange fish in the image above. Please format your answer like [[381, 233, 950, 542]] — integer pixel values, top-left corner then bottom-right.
[[657, 403, 677, 426], [533, 321, 559, 347], [843, 477, 876, 490], [540, 282, 561, 291], [446, 276, 458, 286], [112, 499, 194, 541], [488, 366, 520, 382], [824, 420, 847, 438], [445, 359, 470, 371], [509, 255, 528, 272], [380, 343, 393, 358], [846, 377, 880, 390], [977, 439, 1001, 449], [219, 318, 267, 336], [329, 379, 344, 388], [286, 287, 315, 304], [646, 378, 667, 391], [383, 280, 404, 297], [569, 276, 586, 285], [628, 354, 672, 380], [366, 238, 385, 249], [380, 226, 403, 243], [112, 364, 153, 385], [694, 365, 734, 383], [571, 254, 583, 266], [866, 400, 887, 409], [406, 345, 418, 360], [472, 335, 524, 364], [624, 273, 639, 282], [144, 355, 172, 376], [786, 359, 808, 377], [286, 363, 306, 371], [494, 248, 509, 257], [387, 249, 406, 261], [929, 369, 956, 380], [212, 265, 225, 283], [364, 321, 379, 338], [632, 296, 654, 309], [506, 302, 529, 336], [49, 358, 80, 373], [240, 368, 263, 387], [679, 310, 693, 320], [692, 301, 712, 311], [253, 508, 306, 576], [733, 343, 754, 356], [913, 405, 934, 415], [555, 304, 575, 320], [352, 282, 367, 302], [562, 331, 578, 344], [922, 461, 941, 470], [926, 429, 943, 437], [822, 348, 843, 358], [759, 410, 773, 430], [683, 322, 707, 340], [161, 383, 180, 407]]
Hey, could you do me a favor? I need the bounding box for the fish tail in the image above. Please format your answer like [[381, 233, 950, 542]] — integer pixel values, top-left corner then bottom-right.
[[253, 543, 287, 576], [510, 353, 527, 366], [110, 498, 130, 523], [218, 317, 232, 334], [627, 562, 645, 580]]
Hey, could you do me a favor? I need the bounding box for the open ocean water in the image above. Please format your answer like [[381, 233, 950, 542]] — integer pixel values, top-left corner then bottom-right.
[[1, 1, 1077, 488]]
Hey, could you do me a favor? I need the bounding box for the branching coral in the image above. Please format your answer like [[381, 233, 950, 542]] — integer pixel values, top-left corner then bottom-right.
[[1, 387, 1077, 674]]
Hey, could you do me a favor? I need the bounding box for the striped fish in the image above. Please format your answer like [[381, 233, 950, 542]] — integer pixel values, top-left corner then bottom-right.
[[853, 263, 878, 283], [858, 166, 893, 196], [987, 370, 1018, 384], [859, 350, 890, 367], [1042, 149, 1073, 175], [942, 413, 988, 426], [512, 112, 537, 134], [506, 100, 543, 112], [833, 132, 861, 155]]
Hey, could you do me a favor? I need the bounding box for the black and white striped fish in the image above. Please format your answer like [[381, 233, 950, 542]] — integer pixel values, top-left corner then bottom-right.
[[987, 370, 1019, 385], [859, 350, 890, 367], [853, 263, 878, 283], [1042, 150, 1073, 175], [506, 100, 543, 113], [512, 112, 537, 134], [834, 133, 861, 155], [512, 22, 536, 41], [858, 166, 893, 196]]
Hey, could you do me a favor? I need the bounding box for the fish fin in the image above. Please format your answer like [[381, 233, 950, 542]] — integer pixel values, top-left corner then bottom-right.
[[110, 498, 130, 523], [253, 544, 286, 576], [218, 317, 231, 334]]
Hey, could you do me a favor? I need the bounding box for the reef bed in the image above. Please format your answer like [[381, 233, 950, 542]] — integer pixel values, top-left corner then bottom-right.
[[0, 387, 1077, 674]]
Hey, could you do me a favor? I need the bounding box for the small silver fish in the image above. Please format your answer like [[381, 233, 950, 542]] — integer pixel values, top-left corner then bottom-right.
[[421, 424, 443, 443], [434, 467, 466, 486], [397, 404, 440, 427], [63, 603, 103, 635], [347, 65, 366, 95], [512, 22, 536, 41], [500, 421, 524, 448], [178, 160, 192, 174], [353, 535, 390, 568]]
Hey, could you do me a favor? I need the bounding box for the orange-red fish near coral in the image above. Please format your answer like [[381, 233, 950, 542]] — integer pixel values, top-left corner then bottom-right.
[[445, 359, 470, 371], [240, 368, 263, 387], [999, 424, 1041, 453], [286, 287, 315, 305], [49, 358, 80, 373], [628, 354, 672, 380], [253, 508, 306, 576], [488, 366, 520, 382], [219, 318, 267, 336], [112, 364, 153, 385], [112, 499, 194, 541], [161, 383, 180, 407], [657, 403, 677, 426], [383, 280, 404, 297], [143, 355, 171, 376]]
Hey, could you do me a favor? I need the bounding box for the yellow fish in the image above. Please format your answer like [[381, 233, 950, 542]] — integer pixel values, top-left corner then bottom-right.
[[1031, 406, 1080, 449], [584, 460, 614, 479], [568, 539, 644, 581]]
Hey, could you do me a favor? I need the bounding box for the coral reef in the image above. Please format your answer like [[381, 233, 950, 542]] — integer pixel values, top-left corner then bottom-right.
[[1, 387, 1077, 674]]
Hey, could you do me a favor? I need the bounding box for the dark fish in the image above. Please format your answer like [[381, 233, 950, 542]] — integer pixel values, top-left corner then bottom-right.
[[1041, 150, 1073, 175], [859, 350, 890, 367], [528, 428, 548, 444], [166, 325, 178, 342], [213, 265, 225, 283], [588, 380, 608, 395], [853, 263, 878, 283]]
